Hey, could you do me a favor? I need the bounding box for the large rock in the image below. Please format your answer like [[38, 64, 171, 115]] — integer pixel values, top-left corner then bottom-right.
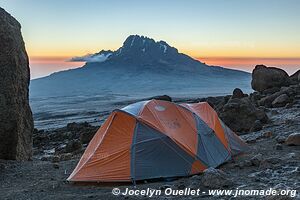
[[251, 65, 290, 92], [0, 8, 33, 160], [289, 69, 300, 84], [219, 97, 268, 133], [232, 88, 247, 99], [258, 86, 295, 107]]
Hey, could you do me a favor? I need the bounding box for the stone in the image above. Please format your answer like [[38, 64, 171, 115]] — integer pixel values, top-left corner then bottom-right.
[[51, 155, 60, 163], [246, 138, 257, 143], [0, 8, 34, 160], [285, 133, 300, 146], [65, 139, 82, 153], [262, 131, 273, 138], [262, 87, 280, 95], [272, 94, 290, 107], [250, 120, 263, 132], [40, 155, 52, 161], [66, 122, 89, 132], [258, 86, 295, 107], [198, 95, 230, 111], [150, 95, 172, 102], [201, 167, 233, 188], [159, 184, 172, 190], [232, 88, 247, 99], [219, 97, 268, 133], [80, 129, 97, 144], [251, 65, 290, 92]]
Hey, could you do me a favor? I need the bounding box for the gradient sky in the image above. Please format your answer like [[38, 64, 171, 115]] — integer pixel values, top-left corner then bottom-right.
[[1, 0, 299, 78]]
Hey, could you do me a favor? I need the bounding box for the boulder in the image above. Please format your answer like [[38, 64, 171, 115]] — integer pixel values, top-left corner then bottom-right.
[[219, 97, 268, 133], [60, 153, 72, 161], [258, 86, 295, 107], [150, 95, 172, 102], [232, 88, 247, 99], [250, 120, 263, 132], [251, 65, 290, 92], [261, 131, 273, 138], [262, 87, 280, 95], [285, 133, 300, 146], [80, 130, 97, 144], [201, 168, 233, 188], [199, 95, 230, 111], [272, 94, 290, 107], [0, 8, 33, 160], [289, 69, 300, 84]]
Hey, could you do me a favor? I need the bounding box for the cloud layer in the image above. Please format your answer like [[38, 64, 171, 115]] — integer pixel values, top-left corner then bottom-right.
[[69, 53, 112, 62]]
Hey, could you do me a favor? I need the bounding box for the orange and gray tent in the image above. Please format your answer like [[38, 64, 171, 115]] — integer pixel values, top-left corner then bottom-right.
[[68, 99, 248, 182]]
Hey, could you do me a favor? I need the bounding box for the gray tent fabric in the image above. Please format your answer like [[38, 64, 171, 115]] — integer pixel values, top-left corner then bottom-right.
[[131, 122, 194, 181], [194, 114, 231, 167], [121, 101, 148, 116], [220, 121, 250, 155]]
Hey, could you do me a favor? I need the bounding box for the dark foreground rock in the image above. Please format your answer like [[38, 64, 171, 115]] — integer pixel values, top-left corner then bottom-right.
[[0, 8, 33, 160], [218, 89, 268, 134]]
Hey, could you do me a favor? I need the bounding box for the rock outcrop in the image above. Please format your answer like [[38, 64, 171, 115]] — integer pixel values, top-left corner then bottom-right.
[[232, 88, 247, 99], [289, 69, 300, 84], [257, 86, 296, 108], [0, 8, 33, 160], [218, 90, 268, 133], [251, 65, 290, 92]]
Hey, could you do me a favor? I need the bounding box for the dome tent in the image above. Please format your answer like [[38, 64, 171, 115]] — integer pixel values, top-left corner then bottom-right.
[[68, 100, 248, 182]]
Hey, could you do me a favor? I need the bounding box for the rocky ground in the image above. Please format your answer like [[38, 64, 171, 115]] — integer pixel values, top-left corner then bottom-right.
[[1, 87, 299, 199], [1, 67, 300, 199]]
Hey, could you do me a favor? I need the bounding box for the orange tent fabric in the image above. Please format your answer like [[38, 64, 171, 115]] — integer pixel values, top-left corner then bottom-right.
[[68, 100, 248, 182]]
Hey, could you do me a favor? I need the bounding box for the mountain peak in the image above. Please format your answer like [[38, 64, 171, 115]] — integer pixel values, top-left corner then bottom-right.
[[113, 35, 178, 60], [70, 35, 185, 64]]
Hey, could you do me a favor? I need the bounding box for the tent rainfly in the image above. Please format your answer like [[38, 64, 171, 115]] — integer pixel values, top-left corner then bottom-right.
[[68, 99, 248, 182]]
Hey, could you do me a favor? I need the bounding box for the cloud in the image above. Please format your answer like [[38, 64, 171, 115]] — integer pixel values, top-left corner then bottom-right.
[[68, 53, 112, 63]]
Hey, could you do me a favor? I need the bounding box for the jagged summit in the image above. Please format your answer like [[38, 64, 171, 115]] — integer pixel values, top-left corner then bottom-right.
[[119, 35, 177, 55], [70, 35, 182, 63]]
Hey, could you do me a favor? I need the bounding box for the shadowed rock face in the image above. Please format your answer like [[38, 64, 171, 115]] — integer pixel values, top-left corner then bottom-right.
[[0, 7, 33, 160]]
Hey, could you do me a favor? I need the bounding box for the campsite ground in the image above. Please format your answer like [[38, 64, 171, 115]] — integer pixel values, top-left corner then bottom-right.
[[0, 96, 299, 200]]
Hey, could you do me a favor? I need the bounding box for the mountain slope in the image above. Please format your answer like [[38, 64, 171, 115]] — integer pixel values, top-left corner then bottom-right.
[[30, 35, 251, 98]]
